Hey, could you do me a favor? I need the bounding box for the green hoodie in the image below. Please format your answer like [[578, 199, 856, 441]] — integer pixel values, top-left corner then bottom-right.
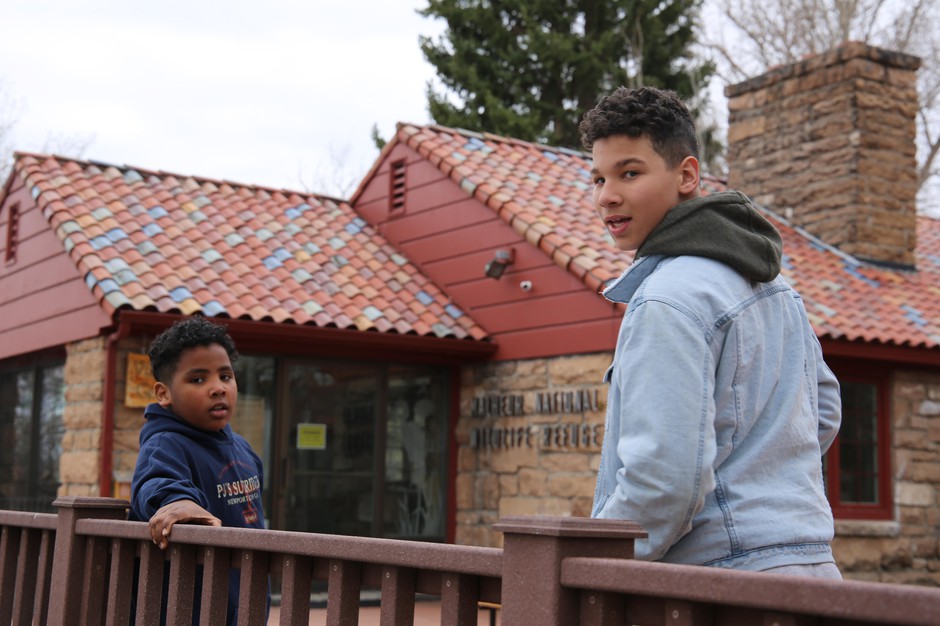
[[636, 190, 783, 282]]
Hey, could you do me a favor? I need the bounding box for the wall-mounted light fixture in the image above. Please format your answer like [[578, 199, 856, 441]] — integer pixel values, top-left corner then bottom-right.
[[484, 248, 514, 279]]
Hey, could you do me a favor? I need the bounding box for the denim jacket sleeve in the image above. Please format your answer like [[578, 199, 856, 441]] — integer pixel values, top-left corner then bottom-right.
[[596, 296, 718, 561], [813, 335, 841, 454]]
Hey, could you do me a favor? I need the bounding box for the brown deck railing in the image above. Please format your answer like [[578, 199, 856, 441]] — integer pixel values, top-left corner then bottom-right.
[[2, 496, 939, 625]]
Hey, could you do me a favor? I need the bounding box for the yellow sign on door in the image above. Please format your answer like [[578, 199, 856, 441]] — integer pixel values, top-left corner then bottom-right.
[[297, 423, 327, 450]]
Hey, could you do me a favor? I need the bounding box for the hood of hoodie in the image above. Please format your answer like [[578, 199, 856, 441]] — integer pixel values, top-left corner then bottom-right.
[[140, 402, 233, 447], [635, 190, 782, 283]]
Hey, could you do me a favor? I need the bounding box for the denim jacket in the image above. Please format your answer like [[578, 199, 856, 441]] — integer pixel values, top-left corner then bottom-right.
[[592, 253, 841, 570]]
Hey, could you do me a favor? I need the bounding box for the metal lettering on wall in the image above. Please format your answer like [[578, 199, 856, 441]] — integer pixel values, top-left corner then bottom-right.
[[469, 389, 602, 450]]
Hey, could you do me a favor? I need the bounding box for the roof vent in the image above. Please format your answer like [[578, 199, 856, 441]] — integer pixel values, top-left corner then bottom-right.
[[4, 203, 19, 263], [389, 159, 406, 213]]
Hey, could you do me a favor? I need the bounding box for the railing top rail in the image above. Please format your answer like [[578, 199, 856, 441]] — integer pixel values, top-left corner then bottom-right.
[[562, 556, 940, 626], [78, 518, 504, 577], [494, 515, 646, 539], [0, 510, 57, 530]]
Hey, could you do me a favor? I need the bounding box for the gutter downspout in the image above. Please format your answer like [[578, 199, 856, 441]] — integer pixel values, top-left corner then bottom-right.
[[99, 315, 131, 497]]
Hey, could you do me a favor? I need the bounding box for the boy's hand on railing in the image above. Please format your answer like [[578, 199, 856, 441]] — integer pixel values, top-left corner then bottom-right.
[[149, 500, 222, 549]]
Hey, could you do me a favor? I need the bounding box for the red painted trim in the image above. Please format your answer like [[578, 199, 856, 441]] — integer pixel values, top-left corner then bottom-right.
[[446, 367, 460, 544], [99, 318, 131, 497], [115, 311, 496, 364], [820, 337, 940, 367]]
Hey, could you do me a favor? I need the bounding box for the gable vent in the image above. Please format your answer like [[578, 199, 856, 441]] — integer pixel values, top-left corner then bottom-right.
[[389, 159, 407, 213], [4, 203, 19, 263]]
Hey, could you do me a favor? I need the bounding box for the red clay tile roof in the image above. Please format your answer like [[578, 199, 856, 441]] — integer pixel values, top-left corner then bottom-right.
[[13, 153, 487, 341], [387, 123, 940, 350]]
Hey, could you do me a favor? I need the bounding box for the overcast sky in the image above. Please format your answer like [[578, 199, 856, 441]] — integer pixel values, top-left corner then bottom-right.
[[0, 1, 445, 197]]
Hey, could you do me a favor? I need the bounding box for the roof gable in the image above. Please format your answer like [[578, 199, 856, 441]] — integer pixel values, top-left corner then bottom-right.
[[11, 153, 487, 342], [384, 123, 940, 351]]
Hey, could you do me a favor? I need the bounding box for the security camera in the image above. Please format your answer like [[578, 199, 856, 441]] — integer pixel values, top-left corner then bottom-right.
[[519, 280, 533, 292]]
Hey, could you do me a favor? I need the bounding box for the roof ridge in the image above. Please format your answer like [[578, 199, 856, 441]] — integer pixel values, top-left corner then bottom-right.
[[13, 151, 347, 204], [405, 122, 592, 158]]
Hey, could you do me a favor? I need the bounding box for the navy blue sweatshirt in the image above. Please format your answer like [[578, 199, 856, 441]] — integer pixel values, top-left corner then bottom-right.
[[130, 403, 266, 624]]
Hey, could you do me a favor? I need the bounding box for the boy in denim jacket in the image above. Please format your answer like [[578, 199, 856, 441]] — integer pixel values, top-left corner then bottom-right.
[[583, 87, 842, 577]]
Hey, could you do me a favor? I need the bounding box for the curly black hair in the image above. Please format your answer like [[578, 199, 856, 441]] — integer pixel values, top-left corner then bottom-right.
[[579, 86, 698, 168], [148, 316, 239, 383]]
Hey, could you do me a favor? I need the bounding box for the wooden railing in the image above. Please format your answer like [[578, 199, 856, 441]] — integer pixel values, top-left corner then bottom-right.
[[2, 496, 940, 625]]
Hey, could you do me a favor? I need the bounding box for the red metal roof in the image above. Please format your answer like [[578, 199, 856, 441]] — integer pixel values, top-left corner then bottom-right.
[[381, 123, 940, 350], [11, 153, 487, 341]]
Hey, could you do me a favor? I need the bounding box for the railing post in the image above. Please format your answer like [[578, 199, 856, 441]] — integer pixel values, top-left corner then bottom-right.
[[46, 496, 130, 626], [493, 516, 645, 626]]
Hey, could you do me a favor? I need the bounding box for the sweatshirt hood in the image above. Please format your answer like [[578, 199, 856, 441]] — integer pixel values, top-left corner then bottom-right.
[[141, 402, 232, 446], [636, 190, 782, 282]]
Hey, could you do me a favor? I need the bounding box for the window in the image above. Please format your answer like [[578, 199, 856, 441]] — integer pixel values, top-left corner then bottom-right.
[[825, 363, 892, 520], [0, 353, 66, 512]]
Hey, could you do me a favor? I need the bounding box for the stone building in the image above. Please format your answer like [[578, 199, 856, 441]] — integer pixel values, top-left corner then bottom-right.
[[1, 42, 938, 584]]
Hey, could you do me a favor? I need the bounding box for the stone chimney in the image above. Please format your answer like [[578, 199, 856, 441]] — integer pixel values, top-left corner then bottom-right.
[[725, 42, 921, 267]]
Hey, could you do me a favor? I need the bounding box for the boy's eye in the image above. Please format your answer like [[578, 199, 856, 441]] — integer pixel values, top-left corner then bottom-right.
[[190, 376, 205, 384], [592, 177, 604, 186], [221, 374, 234, 382], [623, 170, 638, 179]]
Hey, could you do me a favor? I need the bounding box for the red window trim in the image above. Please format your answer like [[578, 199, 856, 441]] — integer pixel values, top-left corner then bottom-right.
[[825, 361, 893, 520]]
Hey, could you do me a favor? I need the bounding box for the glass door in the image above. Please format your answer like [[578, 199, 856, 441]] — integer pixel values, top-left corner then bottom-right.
[[277, 361, 381, 536], [382, 367, 448, 539]]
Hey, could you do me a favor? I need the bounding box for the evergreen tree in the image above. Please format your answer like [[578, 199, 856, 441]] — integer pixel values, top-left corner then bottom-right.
[[419, 0, 716, 157]]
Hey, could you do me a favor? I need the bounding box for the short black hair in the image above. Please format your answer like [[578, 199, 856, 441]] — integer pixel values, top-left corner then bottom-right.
[[148, 316, 238, 383], [579, 86, 698, 168]]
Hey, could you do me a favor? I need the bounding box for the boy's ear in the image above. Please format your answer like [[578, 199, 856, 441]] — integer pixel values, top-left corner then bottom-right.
[[678, 155, 700, 196], [154, 381, 172, 407]]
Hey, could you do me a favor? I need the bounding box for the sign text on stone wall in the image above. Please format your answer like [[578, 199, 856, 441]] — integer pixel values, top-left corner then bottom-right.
[[469, 389, 602, 450], [471, 389, 600, 418]]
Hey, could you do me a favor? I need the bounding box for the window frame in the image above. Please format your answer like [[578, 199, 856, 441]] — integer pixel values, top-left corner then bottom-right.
[[0, 349, 67, 512], [825, 361, 893, 520]]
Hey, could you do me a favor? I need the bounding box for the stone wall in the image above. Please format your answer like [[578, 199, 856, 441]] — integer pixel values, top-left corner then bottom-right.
[[60, 337, 107, 496], [455, 353, 611, 547], [112, 337, 153, 493], [725, 42, 921, 267], [833, 369, 940, 585], [59, 335, 150, 498]]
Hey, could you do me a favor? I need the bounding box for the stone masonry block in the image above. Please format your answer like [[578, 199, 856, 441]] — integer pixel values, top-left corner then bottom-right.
[[455, 474, 475, 511], [60, 451, 100, 484], [481, 474, 500, 510], [518, 468, 549, 496], [548, 353, 611, 385], [539, 452, 590, 472], [63, 403, 103, 429], [65, 381, 103, 403], [498, 474, 518, 496], [547, 473, 595, 498], [897, 482, 935, 507]]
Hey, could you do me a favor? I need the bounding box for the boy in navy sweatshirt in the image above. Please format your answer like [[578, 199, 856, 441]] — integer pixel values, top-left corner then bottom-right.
[[130, 316, 265, 624]]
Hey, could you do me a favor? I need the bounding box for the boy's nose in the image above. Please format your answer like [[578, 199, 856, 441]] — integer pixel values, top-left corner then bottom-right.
[[597, 185, 621, 208]]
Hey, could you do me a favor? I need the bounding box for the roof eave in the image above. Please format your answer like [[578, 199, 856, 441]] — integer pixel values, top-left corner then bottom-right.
[[820, 336, 940, 367], [113, 310, 496, 364]]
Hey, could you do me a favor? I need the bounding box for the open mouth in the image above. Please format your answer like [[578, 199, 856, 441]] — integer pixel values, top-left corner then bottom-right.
[[606, 216, 631, 234], [209, 403, 228, 417]]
